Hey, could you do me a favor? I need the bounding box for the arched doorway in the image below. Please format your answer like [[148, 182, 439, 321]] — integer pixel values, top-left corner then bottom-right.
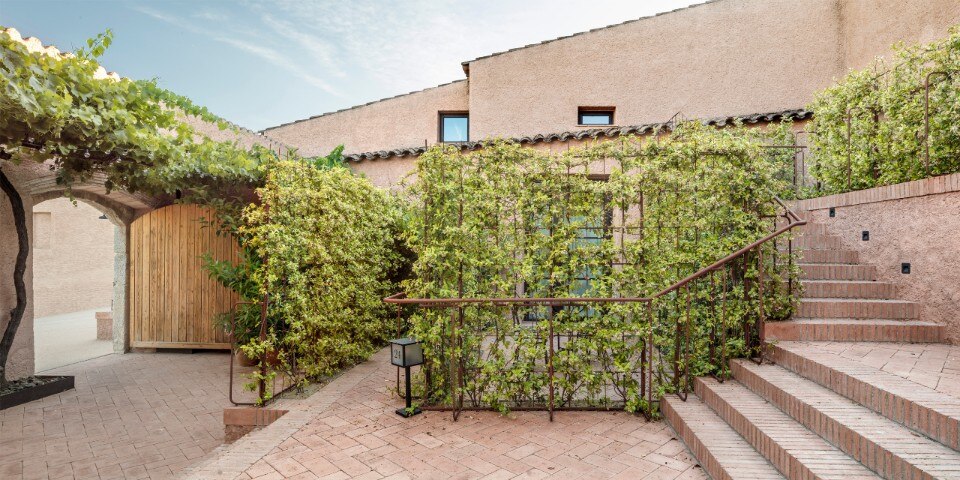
[[30, 193, 129, 371]]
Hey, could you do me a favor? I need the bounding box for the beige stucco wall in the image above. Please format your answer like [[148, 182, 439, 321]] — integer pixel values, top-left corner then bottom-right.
[[263, 0, 959, 161], [839, 0, 960, 70], [797, 173, 960, 344], [31, 197, 115, 318], [467, 0, 842, 140], [263, 80, 468, 156], [181, 114, 285, 152]]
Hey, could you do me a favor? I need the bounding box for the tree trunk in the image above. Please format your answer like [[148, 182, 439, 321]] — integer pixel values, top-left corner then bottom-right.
[[0, 167, 28, 386]]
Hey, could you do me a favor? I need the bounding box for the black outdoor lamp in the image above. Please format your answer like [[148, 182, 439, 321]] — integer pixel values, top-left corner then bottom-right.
[[390, 338, 424, 417]]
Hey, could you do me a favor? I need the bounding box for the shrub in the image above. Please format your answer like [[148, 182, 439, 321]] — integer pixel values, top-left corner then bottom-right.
[[239, 161, 404, 389]]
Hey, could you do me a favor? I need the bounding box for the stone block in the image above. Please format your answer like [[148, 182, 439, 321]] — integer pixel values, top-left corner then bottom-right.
[[95, 311, 112, 340]]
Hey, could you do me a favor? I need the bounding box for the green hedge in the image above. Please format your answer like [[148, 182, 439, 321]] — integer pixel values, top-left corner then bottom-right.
[[809, 26, 960, 193], [238, 161, 404, 394]]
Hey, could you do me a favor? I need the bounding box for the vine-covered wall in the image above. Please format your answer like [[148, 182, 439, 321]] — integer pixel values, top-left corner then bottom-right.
[[401, 124, 800, 414]]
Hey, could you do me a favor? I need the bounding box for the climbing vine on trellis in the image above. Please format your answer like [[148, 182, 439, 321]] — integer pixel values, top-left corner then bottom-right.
[[401, 123, 799, 415], [809, 26, 960, 193]]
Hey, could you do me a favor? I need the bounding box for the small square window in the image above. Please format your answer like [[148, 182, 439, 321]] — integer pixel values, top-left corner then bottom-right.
[[439, 113, 469, 143], [578, 107, 614, 126]]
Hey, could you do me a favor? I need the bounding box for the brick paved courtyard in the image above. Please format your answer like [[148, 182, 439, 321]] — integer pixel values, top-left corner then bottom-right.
[[5, 342, 958, 479], [0, 351, 256, 479], [187, 348, 709, 480]]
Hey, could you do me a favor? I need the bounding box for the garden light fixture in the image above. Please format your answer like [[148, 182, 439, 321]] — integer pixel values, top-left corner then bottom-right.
[[390, 338, 423, 417]]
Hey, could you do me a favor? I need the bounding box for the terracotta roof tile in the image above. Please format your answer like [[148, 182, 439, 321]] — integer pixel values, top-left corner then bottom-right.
[[344, 108, 811, 162]]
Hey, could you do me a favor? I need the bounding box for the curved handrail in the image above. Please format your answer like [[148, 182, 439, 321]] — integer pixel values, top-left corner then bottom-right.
[[650, 196, 805, 300]]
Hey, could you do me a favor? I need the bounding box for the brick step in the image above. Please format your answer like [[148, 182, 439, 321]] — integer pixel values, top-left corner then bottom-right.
[[694, 377, 881, 479], [731, 360, 960, 480], [797, 249, 859, 264], [797, 298, 920, 319], [770, 342, 960, 452], [800, 263, 876, 281], [764, 319, 944, 342], [801, 280, 896, 299], [661, 395, 785, 480], [793, 234, 843, 250], [798, 223, 832, 236]]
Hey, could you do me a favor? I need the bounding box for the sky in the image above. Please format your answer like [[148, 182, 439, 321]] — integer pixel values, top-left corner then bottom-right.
[[1, 0, 701, 131]]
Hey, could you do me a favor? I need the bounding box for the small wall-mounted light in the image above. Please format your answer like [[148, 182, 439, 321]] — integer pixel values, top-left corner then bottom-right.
[[98, 214, 108, 220], [862, 231, 870, 241], [901, 263, 911, 274], [390, 338, 424, 417], [829, 207, 836, 218]]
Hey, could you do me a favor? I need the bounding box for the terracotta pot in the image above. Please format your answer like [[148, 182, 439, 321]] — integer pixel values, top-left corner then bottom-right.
[[234, 349, 257, 367], [234, 349, 282, 367]]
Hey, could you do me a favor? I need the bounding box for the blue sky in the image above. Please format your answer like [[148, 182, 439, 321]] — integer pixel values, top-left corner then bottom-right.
[[1, 0, 699, 131]]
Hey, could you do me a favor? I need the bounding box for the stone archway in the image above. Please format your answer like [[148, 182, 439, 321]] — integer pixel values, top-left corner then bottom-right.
[[2, 158, 162, 381]]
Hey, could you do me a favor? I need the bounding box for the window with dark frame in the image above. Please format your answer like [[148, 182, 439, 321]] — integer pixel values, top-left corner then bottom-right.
[[578, 107, 615, 126], [439, 112, 469, 143]]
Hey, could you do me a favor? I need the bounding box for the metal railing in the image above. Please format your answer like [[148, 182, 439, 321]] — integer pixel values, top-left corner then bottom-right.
[[385, 197, 806, 421]]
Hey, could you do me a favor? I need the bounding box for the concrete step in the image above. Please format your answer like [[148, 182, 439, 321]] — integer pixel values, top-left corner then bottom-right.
[[694, 377, 881, 479], [801, 280, 896, 299], [661, 394, 785, 480], [731, 360, 960, 480], [797, 249, 859, 264], [800, 263, 877, 281], [793, 234, 843, 250], [770, 342, 960, 452], [764, 319, 944, 342], [797, 298, 920, 319]]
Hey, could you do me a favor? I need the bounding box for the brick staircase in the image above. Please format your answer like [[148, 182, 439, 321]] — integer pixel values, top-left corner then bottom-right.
[[765, 217, 944, 343], [662, 215, 960, 479]]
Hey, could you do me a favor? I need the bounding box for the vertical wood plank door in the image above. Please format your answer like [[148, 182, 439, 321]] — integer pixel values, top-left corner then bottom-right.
[[129, 204, 239, 349]]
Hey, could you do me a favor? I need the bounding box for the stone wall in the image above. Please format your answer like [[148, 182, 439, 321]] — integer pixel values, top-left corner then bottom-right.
[[796, 173, 960, 344]]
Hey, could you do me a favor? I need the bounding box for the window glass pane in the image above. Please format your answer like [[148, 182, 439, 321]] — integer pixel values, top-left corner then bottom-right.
[[579, 113, 612, 125], [442, 116, 468, 142]]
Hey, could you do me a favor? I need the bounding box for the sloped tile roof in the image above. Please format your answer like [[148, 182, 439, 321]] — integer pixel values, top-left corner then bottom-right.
[[343, 108, 811, 162]]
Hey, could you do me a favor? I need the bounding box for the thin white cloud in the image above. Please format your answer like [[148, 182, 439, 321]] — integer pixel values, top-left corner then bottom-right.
[[257, 12, 346, 78], [133, 5, 341, 96]]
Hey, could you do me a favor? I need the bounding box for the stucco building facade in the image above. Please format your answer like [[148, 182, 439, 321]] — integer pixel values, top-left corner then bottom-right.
[[263, 0, 960, 188]]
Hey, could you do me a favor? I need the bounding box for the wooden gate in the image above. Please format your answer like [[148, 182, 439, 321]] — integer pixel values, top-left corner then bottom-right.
[[129, 204, 239, 349]]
